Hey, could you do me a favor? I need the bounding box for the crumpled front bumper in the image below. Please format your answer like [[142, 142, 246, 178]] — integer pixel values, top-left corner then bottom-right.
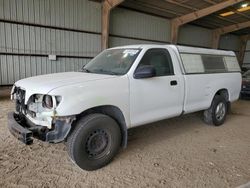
[[8, 112, 33, 145], [7, 112, 74, 145]]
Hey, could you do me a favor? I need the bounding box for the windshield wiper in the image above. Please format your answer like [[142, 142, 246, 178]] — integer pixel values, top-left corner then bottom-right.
[[94, 69, 119, 75], [82, 67, 91, 73]]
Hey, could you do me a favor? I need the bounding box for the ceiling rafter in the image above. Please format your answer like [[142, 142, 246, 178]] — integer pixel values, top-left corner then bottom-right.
[[165, 0, 238, 25], [170, 0, 244, 44], [203, 0, 250, 20], [215, 21, 250, 34], [131, 0, 183, 16], [193, 17, 230, 28], [212, 20, 250, 48], [172, 0, 243, 25]]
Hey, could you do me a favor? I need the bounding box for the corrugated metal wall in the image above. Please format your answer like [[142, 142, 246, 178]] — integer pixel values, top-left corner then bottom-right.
[[0, 56, 89, 85], [179, 26, 241, 51], [109, 8, 170, 46], [109, 8, 241, 52], [0, 22, 101, 56], [0, 0, 243, 85], [219, 34, 241, 51], [219, 34, 241, 59], [0, 0, 101, 85], [178, 25, 213, 48]]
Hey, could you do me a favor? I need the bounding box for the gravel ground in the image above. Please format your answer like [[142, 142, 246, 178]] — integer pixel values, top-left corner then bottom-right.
[[0, 87, 250, 188]]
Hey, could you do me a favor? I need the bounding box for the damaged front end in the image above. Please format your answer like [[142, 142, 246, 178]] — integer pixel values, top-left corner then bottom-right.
[[8, 86, 75, 145]]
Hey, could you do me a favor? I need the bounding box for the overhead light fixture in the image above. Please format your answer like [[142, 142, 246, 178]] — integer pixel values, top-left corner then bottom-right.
[[237, 5, 250, 12], [220, 11, 235, 17], [241, 3, 248, 8], [219, 2, 250, 17]]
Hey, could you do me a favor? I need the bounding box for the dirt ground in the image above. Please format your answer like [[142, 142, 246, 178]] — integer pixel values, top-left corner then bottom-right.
[[0, 87, 250, 188]]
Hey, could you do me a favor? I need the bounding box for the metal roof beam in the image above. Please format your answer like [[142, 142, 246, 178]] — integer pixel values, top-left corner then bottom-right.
[[127, 0, 182, 16], [165, 0, 237, 24], [102, 0, 124, 50], [170, 0, 244, 44], [212, 21, 250, 49], [203, 0, 250, 20]]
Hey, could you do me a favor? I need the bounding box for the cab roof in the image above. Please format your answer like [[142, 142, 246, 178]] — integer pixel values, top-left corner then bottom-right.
[[109, 44, 235, 56]]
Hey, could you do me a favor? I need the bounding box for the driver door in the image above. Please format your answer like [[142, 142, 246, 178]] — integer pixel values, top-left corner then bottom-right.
[[129, 48, 183, 127]]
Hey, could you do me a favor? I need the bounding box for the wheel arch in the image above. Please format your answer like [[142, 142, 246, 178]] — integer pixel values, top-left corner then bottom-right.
[[212, 88, 230, 111], [214, 88, 229, 101], [74, 105, 128, 148]]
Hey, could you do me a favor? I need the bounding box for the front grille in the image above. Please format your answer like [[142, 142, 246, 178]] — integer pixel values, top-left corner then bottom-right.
[[14, 87, 26, 114]]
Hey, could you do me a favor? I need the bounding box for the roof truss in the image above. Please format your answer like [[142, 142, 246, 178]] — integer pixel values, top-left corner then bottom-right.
[[212, 21, 250, 49], [170, 0, 244, 44]]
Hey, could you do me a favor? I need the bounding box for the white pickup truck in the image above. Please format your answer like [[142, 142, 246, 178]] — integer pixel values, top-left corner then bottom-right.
[[8, 44, 241, 171]]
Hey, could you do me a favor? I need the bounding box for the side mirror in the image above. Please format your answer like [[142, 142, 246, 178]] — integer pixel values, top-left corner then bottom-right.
[[134, 66, 156, 79]]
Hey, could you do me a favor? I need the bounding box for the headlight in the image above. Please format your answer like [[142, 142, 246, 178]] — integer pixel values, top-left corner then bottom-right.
[[10, 85, 15, 99], [43, 95, 53, 109], [28, 94, 61, 113]]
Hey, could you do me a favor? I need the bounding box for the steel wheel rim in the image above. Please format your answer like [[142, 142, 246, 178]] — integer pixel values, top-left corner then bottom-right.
[[85, 129, 111, 159], [215, 102, 226, 121]]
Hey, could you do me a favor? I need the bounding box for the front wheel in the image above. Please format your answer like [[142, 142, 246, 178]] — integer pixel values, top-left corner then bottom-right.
[[203, 95, 228, 126], [66, 113, 121, 171]]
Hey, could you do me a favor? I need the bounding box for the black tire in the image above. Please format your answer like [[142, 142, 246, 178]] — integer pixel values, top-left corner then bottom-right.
[[203, 95, 228, 126], [66, 113, 121, 171]]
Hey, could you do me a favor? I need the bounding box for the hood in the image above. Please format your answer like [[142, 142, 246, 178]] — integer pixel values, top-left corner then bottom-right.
[[14, 72, 116, 102]]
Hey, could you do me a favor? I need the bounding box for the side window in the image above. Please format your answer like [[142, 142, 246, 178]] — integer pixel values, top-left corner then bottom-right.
[[180, 53, 204, 74], [202, 55, 226, 73], [180, 53, 237, 74], [138, 48, 174, 76], [224, 56, 240, 72]]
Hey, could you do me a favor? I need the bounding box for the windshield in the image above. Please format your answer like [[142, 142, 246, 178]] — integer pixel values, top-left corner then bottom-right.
[[83, 48, 141, 75]]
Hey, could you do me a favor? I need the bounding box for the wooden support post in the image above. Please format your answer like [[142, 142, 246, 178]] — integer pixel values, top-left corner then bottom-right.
[[211, 31, 221, 49], [170, 20, 179, 45], [101, 1, 111, 51], [101, 0, 124, 50]]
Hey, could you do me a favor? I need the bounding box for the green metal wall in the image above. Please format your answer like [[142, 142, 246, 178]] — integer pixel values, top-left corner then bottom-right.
[[0, 0, 101, 85], [0, 0, 243, 85]]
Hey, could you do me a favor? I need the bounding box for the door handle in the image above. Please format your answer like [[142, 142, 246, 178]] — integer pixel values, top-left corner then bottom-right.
[[170, 80, 177, 86]]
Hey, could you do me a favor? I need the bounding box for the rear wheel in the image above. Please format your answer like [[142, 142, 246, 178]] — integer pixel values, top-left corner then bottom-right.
[[203, 95, 228, 126], [66, 113, 121, 171]]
